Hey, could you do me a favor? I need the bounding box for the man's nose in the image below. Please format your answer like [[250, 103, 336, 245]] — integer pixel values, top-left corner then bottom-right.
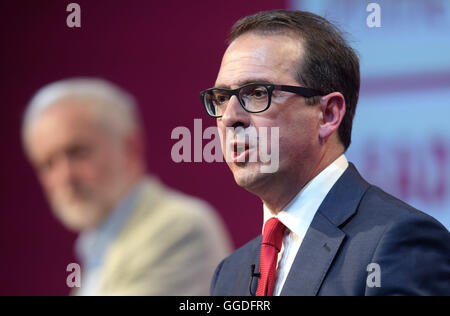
[[220, 95, 251, 128]]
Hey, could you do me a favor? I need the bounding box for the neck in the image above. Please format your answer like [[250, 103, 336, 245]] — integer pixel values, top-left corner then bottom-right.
[[108, 167, 145, 215], [122, 168, 145, 197], [258, 149, 344, 214]]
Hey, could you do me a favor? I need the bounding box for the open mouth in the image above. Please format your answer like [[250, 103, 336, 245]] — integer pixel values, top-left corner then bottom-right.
[[232, 142, 250, 163]]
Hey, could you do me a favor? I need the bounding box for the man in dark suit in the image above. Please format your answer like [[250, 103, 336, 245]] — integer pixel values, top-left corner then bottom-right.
[[200, 10, 450, 296]]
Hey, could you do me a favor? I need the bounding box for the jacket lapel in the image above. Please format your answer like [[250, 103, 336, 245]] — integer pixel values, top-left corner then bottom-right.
[[279, 212, 345, 295], [231, 235, 262, 296], [250, 236, 261, 296], [280, 163, 370, 296]]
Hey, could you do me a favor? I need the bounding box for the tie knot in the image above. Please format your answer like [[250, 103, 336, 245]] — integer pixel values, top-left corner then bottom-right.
[[262, 217, 286, 251]]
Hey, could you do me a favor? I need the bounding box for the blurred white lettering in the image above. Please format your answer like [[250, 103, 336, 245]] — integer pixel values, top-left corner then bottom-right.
[[366, 3, 381, 27], [366, 263, 381, 288], [66, 263, 81, 288], [66, 3, 81, 28]]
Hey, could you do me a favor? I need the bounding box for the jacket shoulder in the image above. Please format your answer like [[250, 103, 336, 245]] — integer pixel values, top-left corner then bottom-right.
[[343, 184, 450, 295], [358, 184, 446, 227], [211, 235, 261, 296]]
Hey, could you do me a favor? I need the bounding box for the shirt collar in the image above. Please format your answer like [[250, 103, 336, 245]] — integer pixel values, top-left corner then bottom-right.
[[263, 154, 349, 236], [75, 179, 145, 268]]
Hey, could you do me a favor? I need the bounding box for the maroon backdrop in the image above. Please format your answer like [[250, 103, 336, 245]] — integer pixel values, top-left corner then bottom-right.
[[0, 0, 286, 295]]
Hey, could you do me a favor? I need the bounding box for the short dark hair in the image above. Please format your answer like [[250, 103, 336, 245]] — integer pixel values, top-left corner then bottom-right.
[[229, 10, 360, 150]]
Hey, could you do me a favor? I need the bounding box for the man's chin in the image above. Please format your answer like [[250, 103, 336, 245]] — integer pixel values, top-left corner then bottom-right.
[[51, 203, 104, 233], [231, 164, 269, 192]]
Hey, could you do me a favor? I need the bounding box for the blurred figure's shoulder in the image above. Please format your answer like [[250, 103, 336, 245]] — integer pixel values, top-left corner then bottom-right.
[[118, 175, 232, 251], [139, 176, 226, 226], [100, 175, 232, 295]]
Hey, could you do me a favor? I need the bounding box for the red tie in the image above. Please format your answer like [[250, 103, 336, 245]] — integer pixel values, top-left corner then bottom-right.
[[256, 217, 286, 296]]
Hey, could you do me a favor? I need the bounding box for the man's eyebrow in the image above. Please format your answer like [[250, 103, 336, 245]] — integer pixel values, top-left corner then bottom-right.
[[214, 78, 273, 89]]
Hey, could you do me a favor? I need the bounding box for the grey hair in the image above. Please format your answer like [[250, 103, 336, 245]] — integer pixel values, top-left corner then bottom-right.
[[22, 77, 141, 144]]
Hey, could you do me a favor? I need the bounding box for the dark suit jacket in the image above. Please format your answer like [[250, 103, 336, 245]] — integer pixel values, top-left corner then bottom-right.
[[211, 163, 450, 296]]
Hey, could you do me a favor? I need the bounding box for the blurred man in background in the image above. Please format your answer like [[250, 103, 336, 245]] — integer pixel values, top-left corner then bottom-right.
[[22, 78, 232, 296]]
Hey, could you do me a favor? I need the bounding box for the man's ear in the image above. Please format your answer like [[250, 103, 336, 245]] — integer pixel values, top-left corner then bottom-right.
[[318, 92, 346, 141]]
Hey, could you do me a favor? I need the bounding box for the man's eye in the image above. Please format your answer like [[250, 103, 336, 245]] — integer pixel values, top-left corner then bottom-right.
[[67, 145, 91, 160], [251, 88, 268, 98], [213, 94, 229, 105]]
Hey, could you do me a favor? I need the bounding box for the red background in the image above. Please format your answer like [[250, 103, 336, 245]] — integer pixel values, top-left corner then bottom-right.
[[0, 0, 286, 295]]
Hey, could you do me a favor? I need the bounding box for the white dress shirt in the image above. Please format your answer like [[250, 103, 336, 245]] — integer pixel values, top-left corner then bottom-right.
[[263, 154, 349, 296]]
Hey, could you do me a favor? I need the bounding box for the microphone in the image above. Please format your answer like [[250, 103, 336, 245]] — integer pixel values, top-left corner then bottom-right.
[[249, 264, 261, 296]]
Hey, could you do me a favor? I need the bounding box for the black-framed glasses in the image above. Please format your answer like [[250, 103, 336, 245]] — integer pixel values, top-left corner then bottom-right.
[[200, 82, 323, 118]]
